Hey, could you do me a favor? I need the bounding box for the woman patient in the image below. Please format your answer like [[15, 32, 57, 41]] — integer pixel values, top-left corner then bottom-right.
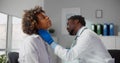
[[18, 6, 53, 63]]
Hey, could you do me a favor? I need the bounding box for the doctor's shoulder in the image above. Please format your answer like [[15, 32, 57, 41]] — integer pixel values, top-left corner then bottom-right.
[[81, 29, 93, 36], [86, 29, 98, 36], [86, 29, 102, 41], [82, 29, 99, 39]]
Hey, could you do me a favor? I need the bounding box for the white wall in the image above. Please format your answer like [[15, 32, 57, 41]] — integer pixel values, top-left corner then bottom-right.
[[0, 0, 44, 18]]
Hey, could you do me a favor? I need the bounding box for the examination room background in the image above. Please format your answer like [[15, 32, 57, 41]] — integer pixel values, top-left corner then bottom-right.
[[0, 0, 120, 63]]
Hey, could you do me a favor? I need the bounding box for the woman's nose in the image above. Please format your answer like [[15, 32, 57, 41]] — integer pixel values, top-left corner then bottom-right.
[[45, 16, 49, 19]]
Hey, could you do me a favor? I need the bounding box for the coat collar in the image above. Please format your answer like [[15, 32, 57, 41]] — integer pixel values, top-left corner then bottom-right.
[[76, 26, 87, 37]]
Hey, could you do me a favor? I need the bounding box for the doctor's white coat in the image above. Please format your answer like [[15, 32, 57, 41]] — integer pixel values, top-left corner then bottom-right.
[[54, 27, 114, 63]]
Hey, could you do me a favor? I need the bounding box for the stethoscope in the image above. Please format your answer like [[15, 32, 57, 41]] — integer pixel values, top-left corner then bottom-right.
[[71, 27, 87, 47]]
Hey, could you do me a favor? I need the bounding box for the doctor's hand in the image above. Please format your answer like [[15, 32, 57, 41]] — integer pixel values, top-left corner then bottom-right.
[[38, 29, 54, 45]]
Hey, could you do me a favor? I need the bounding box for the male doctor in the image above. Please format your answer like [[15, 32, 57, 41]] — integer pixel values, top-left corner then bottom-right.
[[38, 15, 114, 63]]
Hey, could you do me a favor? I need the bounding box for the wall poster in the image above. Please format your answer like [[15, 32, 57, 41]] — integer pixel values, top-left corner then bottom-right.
[[61, 8, 80, 35]]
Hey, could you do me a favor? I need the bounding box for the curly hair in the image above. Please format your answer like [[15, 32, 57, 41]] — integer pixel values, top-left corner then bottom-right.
[[22, 6, 45, 35]]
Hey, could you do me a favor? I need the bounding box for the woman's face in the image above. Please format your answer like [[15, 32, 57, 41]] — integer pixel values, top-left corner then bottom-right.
[[37, 13, 52, 30]]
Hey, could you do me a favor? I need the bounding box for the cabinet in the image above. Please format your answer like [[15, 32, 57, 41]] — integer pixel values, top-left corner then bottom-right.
[[100, 36, 120, 49], [116, 36, 120, 49]]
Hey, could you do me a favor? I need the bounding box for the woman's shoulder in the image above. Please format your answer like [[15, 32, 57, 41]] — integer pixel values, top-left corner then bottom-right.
[[22, 34, 40, 44], [25, 34, 39, 40]]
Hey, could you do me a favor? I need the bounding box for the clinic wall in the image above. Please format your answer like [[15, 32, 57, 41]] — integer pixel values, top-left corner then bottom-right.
[[44, 0, 120, 50], [0, 0, 43, 18]]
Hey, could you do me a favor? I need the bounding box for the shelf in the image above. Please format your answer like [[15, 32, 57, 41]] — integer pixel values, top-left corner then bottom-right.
[[99, 36, 120, 49]]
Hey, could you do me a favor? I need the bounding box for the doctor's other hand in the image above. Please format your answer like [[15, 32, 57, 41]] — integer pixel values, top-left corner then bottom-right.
[[38, 29, 54, 45]]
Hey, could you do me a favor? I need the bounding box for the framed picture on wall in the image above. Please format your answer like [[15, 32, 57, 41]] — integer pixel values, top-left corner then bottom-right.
[[61, 8, 80, 35], [96, 10, 103, 18]]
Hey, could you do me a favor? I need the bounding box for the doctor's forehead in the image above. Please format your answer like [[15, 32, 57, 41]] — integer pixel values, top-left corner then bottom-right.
[[67, 20, 73, 24], [68, 19, 74, 23]]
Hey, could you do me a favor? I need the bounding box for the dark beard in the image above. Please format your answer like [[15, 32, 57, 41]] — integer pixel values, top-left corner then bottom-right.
[[69, 29, 76, 36]]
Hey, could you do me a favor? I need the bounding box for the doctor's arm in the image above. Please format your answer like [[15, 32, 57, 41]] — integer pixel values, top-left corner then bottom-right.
[[38, 29, 91, 61]]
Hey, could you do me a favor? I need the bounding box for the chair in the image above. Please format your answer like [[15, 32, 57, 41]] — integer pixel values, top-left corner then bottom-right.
[[108, 50, 120, 63], [7, 52, 19, 63]]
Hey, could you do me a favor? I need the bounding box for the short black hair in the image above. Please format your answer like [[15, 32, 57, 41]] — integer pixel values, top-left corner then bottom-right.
[[68, 15, 86, 26]]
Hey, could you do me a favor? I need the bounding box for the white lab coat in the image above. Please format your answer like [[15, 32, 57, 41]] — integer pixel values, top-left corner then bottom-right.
[[55, 26, 114, 63], [18, 34, 53, 63]]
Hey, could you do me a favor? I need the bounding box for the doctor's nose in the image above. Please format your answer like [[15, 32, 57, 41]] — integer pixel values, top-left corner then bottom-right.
[[66, 25, 69, 31]]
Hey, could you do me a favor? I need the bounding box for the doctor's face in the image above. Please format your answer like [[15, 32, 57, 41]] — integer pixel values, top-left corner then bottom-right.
[[66, 20, 76, 35]]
